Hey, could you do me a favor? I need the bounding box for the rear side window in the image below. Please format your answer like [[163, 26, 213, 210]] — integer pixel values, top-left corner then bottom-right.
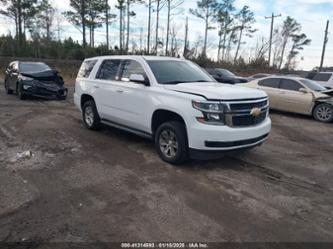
[[205, 68, 216, 75], [96, 60, 121, 80], [258, 78, 280, 88], [279, 79, 302, 91], [313, 73, 332, 82], [120, 60, 146, 81], [253, 74, 268, 79], [253, 75, 262, 79], [78, 60, 97, 78]]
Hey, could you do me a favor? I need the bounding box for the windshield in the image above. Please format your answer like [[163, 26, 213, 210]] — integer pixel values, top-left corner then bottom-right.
[[300, 79, 327, 92], [216, 69, 235, 77], [147, 60, 213, 84], [313, 72, 332, 82], [20, 63, 51, 73]]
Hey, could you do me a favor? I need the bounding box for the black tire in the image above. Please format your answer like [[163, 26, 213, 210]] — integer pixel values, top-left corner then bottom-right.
[[155, 121, 189, 165], [5, 80, 13, 94], [82, 100, 101, 130], [16, 83, 25, 100], [313, 103, 333, 123]]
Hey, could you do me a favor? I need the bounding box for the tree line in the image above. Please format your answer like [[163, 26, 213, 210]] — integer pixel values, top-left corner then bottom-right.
[[0, 0, 311, 70]]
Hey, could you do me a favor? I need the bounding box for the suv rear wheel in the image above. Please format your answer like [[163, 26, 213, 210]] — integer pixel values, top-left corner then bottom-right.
[[155, 121, 189, 164], [82, 100, 101, 130], [313, 103, 333, 123]]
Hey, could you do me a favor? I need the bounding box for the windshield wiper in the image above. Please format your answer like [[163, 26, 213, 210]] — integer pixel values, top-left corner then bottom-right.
[[163, 80, 210, 84], [163, 81, 186, 85]]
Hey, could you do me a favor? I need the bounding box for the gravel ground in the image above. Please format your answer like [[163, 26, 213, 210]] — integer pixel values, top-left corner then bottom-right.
[[0, 84, 333, 245]]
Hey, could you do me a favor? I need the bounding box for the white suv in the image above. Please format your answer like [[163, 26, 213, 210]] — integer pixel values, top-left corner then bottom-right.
[[74, 56, 271, 164], [312, 72, 333, 89]]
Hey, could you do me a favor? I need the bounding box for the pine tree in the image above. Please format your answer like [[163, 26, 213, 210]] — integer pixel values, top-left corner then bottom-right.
[[190, 0, 217, 57]]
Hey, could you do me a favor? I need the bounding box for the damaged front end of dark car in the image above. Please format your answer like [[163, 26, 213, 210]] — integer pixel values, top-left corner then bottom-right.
[[19, 70, 68, 100]]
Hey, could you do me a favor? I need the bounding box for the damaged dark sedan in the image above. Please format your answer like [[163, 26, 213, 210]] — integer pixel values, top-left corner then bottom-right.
[[4, 61, 68, 100]]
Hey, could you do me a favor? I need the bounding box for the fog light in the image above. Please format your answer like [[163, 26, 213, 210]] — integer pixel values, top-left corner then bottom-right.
[[23, 85, 32, 90], [207, 113, 220, 121]]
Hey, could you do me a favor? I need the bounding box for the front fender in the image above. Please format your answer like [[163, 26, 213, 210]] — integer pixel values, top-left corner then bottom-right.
[[316, 98, 333, 105]]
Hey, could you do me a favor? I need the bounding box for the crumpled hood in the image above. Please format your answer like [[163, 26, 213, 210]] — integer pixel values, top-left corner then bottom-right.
[[321, 89, 333, 97], [21, 70, 57, 79], [163, 82, 267, 100], [21, 70, 64, 86]]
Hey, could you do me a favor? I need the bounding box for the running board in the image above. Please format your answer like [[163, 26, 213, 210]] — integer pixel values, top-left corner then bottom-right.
[[101, 119, 153, 140]]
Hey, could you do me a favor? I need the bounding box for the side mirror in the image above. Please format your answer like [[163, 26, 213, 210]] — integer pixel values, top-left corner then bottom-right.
[[129, 74, 149, 86], [299, 88, 309, 94]]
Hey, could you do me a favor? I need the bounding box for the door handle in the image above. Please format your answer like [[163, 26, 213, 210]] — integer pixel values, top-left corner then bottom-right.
[[93, 84, 99, 89], [116, 89, 124, 93]]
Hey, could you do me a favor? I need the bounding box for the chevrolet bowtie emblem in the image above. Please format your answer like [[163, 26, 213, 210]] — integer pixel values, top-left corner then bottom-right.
[[251, 108, 262, 117]]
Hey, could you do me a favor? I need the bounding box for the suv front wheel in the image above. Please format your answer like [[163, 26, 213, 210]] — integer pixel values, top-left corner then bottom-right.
[[17, 83, 25, 100], [5, 80, 13, 94], [155, 121, 189, 164], [82, 100, 101, 130]]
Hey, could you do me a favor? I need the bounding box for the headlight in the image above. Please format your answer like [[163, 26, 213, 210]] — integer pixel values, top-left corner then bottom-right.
[[192, 100, 226, 125], [20, 75, 34, 81]]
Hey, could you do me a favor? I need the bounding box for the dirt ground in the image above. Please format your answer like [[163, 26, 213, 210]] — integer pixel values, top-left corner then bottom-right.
[[0, 82, 333, 245]]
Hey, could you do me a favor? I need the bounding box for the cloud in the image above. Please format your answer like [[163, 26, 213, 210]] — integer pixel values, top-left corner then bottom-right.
[[1, 0, 332, 69]]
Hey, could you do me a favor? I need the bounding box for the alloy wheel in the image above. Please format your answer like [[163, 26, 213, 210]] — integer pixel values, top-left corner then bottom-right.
[[84, 106, 95, 127], [159, 129, 179, 159], [316, 105, 333, 122]]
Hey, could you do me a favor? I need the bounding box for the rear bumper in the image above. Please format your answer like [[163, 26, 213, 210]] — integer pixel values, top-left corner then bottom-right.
[[74, 93, 81, 111]]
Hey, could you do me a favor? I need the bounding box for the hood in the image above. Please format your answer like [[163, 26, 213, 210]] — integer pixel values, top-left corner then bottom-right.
[[21, 70, 57, 78], [163, 82, 267, 100], [21, 70, 64, 85]]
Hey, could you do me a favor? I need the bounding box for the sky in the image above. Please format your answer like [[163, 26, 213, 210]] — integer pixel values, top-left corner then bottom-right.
[[0, 0, 333, 70]]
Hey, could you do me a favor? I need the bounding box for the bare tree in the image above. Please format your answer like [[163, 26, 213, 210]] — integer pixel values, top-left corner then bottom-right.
[[105, 0, 110, 49], [253, 37, 269, 61], [216, 0, 235, 62], [116, 0, 125, 50], [165, 0, 184, 55], [233, 5, 256, 62], [190, 0, 217, 57], [125, 0, 142, 51], [154, 0, 166, 54], [183, 16, 189, 57], [0, 0, 40, 46], [278, 16, 301, 69], [285, 33, 311, 70], [146, 0, 152, 53], [225, 27, 237, 61], [63, 0, 88, 46]]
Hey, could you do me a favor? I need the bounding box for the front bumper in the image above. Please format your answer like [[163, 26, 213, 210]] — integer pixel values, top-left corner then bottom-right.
[[187, 117, 271, 154], [189, 134, 269, 160], [22, 86, 68, 100]]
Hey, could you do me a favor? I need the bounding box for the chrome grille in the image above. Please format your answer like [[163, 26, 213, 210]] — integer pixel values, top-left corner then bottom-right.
[[224, 98, 269, 127], [229, 100, 268, 111], [232, 111, 267, 127]]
